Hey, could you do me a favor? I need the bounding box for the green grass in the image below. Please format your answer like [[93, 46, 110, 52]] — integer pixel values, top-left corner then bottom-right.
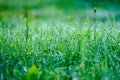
[[0, 1, 120, 80]]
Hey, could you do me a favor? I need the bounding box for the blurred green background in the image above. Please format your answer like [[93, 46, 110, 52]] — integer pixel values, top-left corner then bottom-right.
[[0, 0, 120, 23], [0, 0, 120, 10]]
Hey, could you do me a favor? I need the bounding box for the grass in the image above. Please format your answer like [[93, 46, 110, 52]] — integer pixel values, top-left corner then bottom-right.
[[0, 1, 120, 80]]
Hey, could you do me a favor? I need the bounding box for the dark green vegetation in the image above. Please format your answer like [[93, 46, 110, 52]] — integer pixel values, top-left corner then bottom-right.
[[0, 0, 120, 80]]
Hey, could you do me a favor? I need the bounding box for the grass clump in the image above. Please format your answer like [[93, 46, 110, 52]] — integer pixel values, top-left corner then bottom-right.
[[0, 18, 120, 79]]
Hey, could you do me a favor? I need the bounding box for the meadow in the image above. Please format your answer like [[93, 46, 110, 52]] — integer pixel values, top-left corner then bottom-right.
[[0, 0, 120, 80]]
